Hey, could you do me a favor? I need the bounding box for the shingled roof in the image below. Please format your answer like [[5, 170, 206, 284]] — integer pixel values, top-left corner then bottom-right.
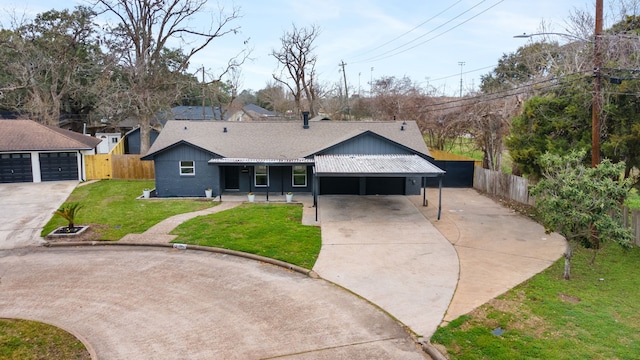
[[143, 120, 431, 160], [0, 119, 101, 152]]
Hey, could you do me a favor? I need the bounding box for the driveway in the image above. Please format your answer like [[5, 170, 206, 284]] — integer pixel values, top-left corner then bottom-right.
[[313, 195, 459, 339], [0, 181, 78, 249], [0, 246, 426, 359]]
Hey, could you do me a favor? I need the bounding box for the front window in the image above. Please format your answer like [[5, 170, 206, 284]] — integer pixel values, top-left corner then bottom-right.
[[180, 160, 195, 176], [292, 165, 307, 187], [255, 165, 269, 187]]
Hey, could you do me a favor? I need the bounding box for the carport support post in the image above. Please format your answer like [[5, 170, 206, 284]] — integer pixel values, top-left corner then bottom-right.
[[422, 177, 427, 207], [438, 176, 443, 220]]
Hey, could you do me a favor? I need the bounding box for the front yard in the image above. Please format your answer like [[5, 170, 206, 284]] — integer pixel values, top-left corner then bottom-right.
[[41, 180, 216, 240], [431, 244, 640, 359]]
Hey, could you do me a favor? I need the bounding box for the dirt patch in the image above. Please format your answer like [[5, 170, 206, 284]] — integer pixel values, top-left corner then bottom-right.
[[460, 291, 549, 338], [558, 293, 581, 304], [45, 224, 109, 243]]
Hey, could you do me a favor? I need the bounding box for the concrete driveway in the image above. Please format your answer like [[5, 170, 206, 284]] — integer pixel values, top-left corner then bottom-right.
[[313, 196, 459, 339], [0, 246, 426, 359], [0, 181, 78, 249]]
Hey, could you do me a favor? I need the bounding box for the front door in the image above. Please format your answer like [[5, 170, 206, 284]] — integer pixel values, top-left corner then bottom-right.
[[225, 167, 240, 190]]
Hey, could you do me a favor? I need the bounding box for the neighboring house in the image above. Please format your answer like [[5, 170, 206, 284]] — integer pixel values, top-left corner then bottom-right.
[[227, 104, 281, 122], [141, 115, 445, 200], [170, 105, 227, 121], [0, 119, 101, 183], [95, 133, 122, 154], [124, 127, 160, 154]]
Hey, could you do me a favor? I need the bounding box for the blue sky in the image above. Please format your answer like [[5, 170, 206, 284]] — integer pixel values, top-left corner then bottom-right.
[[1, 0, 600, 95]]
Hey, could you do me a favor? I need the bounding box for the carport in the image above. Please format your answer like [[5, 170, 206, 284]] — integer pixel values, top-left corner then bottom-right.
[[313, 154, 446, 220]]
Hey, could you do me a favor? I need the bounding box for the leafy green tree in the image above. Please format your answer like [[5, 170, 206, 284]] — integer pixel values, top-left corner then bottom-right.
[[0, 6, 102, 126], [506, 76, 593, 178], [530, 150, 633, 280], [480, 42, 559, 93]]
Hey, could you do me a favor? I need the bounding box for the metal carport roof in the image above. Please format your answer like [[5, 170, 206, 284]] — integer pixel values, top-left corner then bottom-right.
[[312, 154, 446, 221], [314, 154, 445, 177]]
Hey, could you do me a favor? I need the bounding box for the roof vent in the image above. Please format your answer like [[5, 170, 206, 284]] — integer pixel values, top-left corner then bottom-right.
[[223, 127, 227, 133], [400, 125, 405, 131], [184, 126, 187, 130]]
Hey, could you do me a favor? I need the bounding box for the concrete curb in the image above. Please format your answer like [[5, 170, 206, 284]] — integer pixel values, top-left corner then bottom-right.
[[42, 241, 318, 278], [421, 341, 448, 360]]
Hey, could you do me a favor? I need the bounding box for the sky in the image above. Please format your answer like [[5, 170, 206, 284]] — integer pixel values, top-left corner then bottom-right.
[[0, 0, 606, 96]]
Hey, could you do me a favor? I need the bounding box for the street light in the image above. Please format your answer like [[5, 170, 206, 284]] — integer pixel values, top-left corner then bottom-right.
[[513, 0, 603, 167]]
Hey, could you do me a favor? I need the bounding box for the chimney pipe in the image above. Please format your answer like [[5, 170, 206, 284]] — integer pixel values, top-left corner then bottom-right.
[[302, 111, 310, 129]]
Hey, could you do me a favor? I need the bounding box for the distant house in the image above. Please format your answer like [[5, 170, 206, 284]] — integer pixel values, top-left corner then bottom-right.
[[170, 105, 227, 121], [95, 133, 122, 154], [227, 104, 280, 122], [0, 119, 101, 183], [141, 115, 445, 200], [124, 127, 160, 154]]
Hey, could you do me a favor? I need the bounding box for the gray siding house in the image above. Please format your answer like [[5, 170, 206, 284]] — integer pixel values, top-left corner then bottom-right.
[[141, 116, 445, 200]]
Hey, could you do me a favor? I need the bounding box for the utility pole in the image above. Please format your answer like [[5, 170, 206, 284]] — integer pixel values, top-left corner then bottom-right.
[[370, 67, 374, 96], [592, 0, 603, 167], [339, 60, 349, 116], [458, 61, 465, 97]]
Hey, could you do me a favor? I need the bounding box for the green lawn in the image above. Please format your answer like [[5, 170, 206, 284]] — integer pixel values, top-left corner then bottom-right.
[[0, 319, 89, 359], [171, 203, 321, 269], [41, 180, 215, 240], [431, 244, 640, 359]]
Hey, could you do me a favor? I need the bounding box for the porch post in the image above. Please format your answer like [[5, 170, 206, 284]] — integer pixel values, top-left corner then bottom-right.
[[266, 165, 270, 201]]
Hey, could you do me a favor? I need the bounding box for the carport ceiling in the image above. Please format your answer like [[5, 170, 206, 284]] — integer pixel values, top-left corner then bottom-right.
[[314, 154, 445, 177]]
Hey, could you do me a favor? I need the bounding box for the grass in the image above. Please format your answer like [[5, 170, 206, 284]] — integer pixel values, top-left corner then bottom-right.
[[0, 319, 90, 359], [427, 136, 513, 174], [41, 180, 215, 240], [431, 244, 640, 359], [171, 203, 321, 269], [625, 188, 640, 210]]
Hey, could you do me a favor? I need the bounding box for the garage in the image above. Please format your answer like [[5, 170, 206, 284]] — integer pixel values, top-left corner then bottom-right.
[[320, 176, 406, 195], [39, 152, 79, 181], [0, 119, 101, 183], [0, 153, 33, 183]]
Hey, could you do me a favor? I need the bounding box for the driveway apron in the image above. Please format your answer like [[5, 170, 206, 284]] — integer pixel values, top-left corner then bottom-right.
[[313, 195, 459, 339], [0, 181, 78, 249], [0, 247, 426, 359]]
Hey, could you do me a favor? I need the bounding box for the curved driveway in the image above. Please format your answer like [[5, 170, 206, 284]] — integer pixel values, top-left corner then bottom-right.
[[0, 246, 425, 359]]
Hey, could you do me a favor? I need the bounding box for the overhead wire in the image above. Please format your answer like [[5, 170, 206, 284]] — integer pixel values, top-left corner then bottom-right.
[[353, 0, 464, 58], [351, 0, 503, 64], [407, 71, 591, 112], [363, 0, 506, 63]]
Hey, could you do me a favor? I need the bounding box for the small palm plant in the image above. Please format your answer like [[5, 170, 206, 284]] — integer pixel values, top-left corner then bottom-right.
[[54, 202, 83, 230]]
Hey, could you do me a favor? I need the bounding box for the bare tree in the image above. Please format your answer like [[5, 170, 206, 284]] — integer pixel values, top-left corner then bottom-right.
[[271, 24, 320, 118], [256, 81, 293, 117], [95, 0, 249, 153]]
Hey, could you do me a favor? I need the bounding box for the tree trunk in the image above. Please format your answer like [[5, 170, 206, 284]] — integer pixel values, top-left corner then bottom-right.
[[563, 241, 573, 280], [140, 123, 151, 155]]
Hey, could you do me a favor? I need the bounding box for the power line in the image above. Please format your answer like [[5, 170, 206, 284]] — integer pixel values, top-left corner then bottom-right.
[[361, 0, 505, 64], [353, 1, 464, 58], [352, 0, 503, 64]]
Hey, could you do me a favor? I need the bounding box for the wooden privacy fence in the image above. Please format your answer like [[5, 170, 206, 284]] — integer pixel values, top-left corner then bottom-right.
[[474, 166, 534, 205], [84, 137, 154, 180], [85, 154, 154, 180], [473, 166, 640, 246]]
